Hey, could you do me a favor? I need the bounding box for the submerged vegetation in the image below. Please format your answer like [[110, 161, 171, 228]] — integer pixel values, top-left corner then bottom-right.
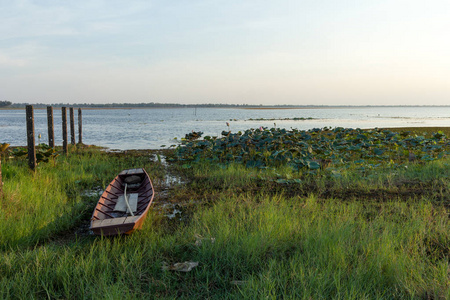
[[0, 127, 449, 298]]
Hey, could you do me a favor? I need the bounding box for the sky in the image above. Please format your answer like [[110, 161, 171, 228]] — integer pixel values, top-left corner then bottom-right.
[[1, 0, 450, 106]]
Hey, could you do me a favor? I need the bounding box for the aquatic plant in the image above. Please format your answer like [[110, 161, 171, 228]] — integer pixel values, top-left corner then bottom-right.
[[10, 144, 59, 164], [184, 131, 203, 141], [175, 127, 449, 170]]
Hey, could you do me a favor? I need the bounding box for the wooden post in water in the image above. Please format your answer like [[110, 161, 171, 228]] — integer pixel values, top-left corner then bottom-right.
[[26, 105, 36, 170], [62, 107, 68, 154], [78, 108, 82, 144], [69, 107, 75, 145], [47, 106, 55, 148]]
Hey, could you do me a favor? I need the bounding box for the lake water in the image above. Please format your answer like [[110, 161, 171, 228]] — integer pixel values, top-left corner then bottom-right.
[[1, 106, 449, 150]]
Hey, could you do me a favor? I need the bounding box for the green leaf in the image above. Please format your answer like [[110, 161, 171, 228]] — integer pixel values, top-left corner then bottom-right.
[[307, 161, 320, 170], [373, 148, 384, 155]]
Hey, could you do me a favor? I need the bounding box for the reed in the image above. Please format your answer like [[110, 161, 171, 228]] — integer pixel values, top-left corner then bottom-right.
[[0, 143, 448, 298]]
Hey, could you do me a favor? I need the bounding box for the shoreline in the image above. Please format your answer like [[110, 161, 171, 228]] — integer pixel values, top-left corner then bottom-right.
[[6, 126, 449, 152], [2, 105, 450, 111]]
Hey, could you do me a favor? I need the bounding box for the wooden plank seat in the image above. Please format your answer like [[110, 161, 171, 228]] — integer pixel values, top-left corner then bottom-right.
[[119, 168, 145, 175], [91, 216, 141, 228]]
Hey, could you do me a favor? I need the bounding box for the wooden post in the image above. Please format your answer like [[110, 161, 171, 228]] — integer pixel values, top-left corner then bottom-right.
[[62, 107, 68, 154], [69, 107, 75, 145], [78, 108, 82, 144], [26, 105, 36, 170], [47, 106, 54, 148], [0, 159, 3, 198]]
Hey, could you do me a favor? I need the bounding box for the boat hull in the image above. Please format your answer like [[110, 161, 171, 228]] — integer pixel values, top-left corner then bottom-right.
[[89, 168, 154, 236]]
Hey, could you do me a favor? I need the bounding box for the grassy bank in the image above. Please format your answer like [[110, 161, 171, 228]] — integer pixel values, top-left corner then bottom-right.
[[0, 147, 166, 250], [0, 128, 449, 298]]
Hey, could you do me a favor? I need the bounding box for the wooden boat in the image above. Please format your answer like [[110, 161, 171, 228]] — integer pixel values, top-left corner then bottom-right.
[[90, 168, 154, 236]]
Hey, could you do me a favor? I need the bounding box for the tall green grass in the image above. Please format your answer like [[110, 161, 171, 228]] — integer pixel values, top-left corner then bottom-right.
[[0, 149, 163, 249], [188, 195, 449, 298], [0, 148, 449, 298], [183, 157, 450, 205], [0, 194, 448, 298]]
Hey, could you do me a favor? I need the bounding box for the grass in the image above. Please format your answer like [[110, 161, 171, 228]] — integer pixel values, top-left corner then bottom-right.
[[1, 192, 449, 298], [183, 157, 450, 206], [0, 147, 165, 249], [0, 129, 449, 299]]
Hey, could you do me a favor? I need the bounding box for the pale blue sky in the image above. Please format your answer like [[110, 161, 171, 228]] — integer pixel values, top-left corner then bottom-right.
[[1, 0, 450, 105]]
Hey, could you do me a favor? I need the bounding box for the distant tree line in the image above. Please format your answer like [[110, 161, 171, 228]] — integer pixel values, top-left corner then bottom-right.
[[6, 102, 309, 109], [3, 101, 449, 109], [0, 101, 12, 107]]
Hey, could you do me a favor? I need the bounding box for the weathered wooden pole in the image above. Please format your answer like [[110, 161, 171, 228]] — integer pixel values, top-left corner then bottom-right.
[[0, 159, 3, 198], [47, 106, 55, 148], [78, 108, 82, 144], [26, 105, 36, 170], [69, 107, 75, 145], [62, 107, 68, 154]]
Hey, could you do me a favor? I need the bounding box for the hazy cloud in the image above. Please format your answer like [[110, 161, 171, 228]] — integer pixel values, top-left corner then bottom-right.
[[1, 0, 450, 105]]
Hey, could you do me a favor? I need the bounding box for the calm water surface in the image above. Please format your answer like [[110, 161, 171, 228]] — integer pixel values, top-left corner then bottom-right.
[[1, 107, 449, 150]]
